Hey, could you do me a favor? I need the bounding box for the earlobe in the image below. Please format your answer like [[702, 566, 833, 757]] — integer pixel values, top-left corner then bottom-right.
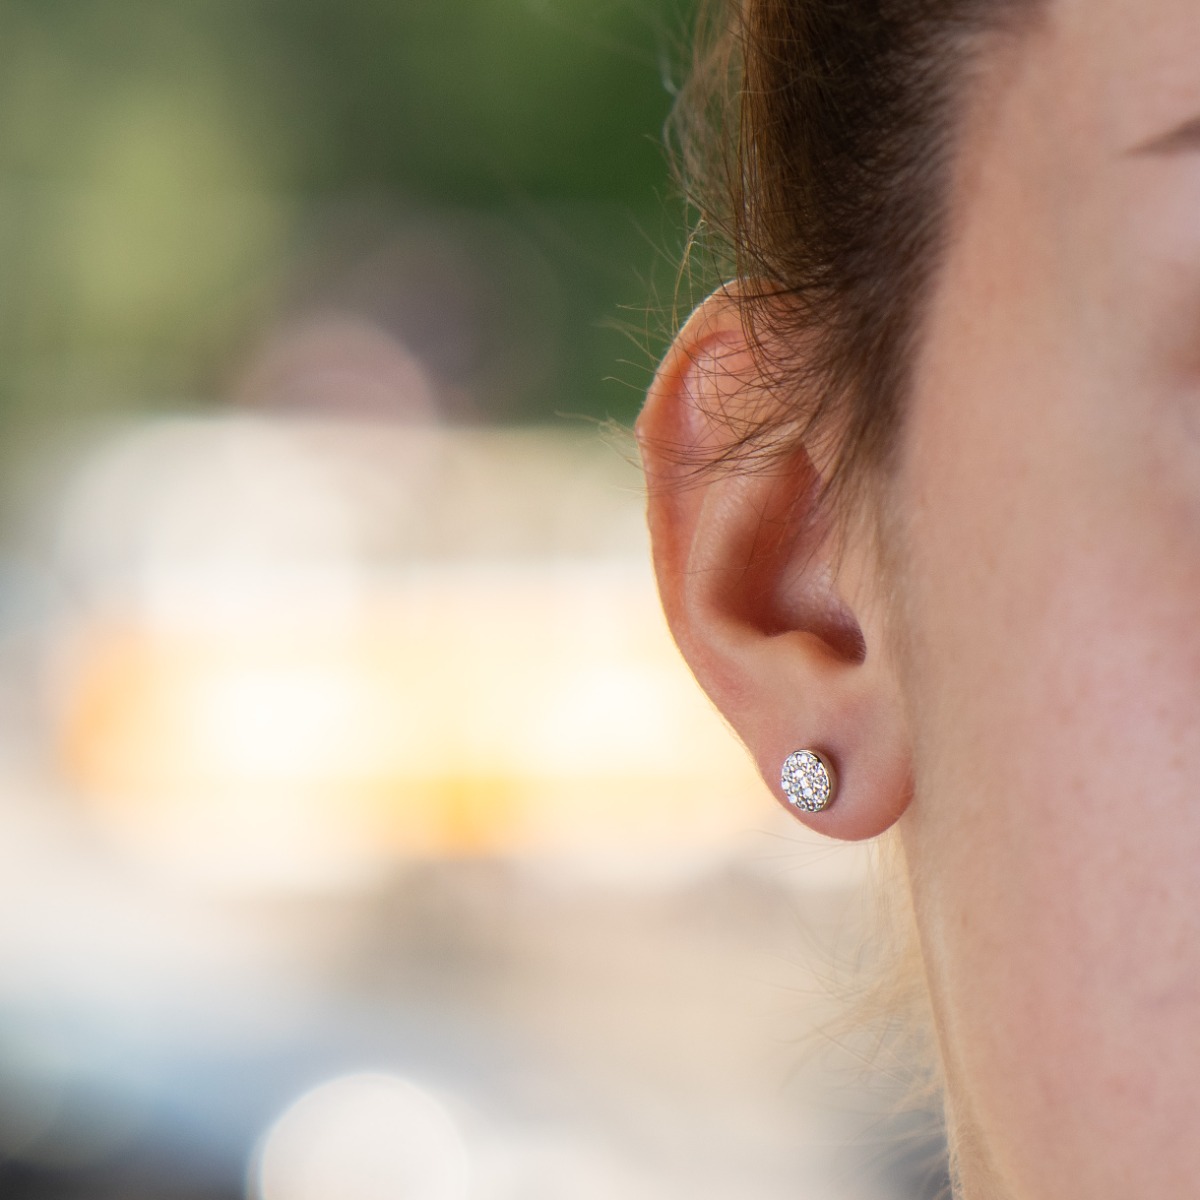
[[637, 291, 913, 841]]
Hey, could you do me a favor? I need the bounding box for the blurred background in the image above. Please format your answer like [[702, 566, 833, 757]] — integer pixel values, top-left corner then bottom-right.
[[0, 2, 945, 1198]]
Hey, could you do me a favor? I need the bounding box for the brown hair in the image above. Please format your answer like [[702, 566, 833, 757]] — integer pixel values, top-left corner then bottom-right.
[[668, 0, 1042, 519]]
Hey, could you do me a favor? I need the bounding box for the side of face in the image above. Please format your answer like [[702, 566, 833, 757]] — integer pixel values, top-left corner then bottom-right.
[[641, 2, 1200, 1197], [893, 1, 1200, 1195]]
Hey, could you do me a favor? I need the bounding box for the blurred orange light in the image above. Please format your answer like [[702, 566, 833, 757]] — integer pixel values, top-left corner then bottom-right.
[[60, 571, 763, 885]]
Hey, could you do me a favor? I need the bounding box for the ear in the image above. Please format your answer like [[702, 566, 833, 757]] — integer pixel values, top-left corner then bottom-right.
[[637, 289, 912, 840]]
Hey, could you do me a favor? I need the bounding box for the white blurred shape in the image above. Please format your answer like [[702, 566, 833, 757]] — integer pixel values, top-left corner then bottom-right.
[[525, 660, 682, 773], [55, 418, 367, 627], [253, 1073, 470, 1200], [195, 666, 370, 778]]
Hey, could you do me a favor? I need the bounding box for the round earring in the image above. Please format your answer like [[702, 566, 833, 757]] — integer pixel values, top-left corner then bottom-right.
[[780, 749, 836, 813]]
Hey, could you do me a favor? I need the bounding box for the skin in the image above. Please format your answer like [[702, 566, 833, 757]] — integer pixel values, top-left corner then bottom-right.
[[639, 1, 1200, 1197]]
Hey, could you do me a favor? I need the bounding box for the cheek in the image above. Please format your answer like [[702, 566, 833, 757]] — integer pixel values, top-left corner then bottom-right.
[[896, 383, 1200, 1197]]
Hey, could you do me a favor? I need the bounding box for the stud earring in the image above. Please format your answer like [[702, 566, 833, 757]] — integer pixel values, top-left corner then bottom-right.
[[780, 749, 836, 813]]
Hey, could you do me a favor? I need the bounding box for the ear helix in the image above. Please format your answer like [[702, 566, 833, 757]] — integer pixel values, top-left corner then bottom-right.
[[780, 749, 836, 813]]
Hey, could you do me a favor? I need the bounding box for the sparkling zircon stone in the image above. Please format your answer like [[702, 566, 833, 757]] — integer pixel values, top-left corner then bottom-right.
[[780, 750, 833, 813]]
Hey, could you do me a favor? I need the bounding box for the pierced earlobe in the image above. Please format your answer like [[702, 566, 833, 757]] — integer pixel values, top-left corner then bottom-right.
[[780, 749, 836, 813]]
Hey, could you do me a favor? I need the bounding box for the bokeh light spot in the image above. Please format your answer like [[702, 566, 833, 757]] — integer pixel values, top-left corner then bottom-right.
[[252, 1073, 470, 1200]]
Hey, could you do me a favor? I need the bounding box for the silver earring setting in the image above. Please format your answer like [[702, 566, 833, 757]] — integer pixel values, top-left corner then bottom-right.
[[781, 749, 836, 813]]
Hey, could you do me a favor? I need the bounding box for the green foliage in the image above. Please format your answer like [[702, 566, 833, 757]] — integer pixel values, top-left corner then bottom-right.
[[0, 0, 694, 427]]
